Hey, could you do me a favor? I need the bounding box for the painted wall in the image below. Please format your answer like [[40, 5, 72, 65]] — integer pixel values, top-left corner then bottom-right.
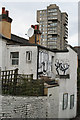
[[53, 47, 77, 118], [6, 45, 56, 79], [47, 86, 59, 118], [0, 38, 7, 70], [38, 48, 55, 79], [6, 45, 38, 79], [0, 38, 2, 69]]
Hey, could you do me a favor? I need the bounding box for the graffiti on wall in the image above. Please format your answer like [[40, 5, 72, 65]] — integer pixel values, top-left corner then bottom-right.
[[55, 59, 69, 75], [38, 51, 49, 75], [38, 50, 52, 76]]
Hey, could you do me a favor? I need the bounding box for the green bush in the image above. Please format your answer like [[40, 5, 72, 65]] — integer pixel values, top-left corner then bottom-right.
[[2, 78, 44, 96]]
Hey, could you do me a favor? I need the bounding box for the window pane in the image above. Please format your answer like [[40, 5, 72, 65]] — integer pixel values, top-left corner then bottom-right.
[[10, 52, 19, 65], [12, 60, 19, 65], [11, 52, 19, 58], [28, 52, 30, 60], [63, 93, 68, 110], [70, 95, 74, 109], [26, 51, 32, 62]]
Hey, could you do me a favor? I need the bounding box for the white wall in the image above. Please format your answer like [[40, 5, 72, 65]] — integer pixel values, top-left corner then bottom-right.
[[38, 48, 55, 79], [0, 38, 7, 70], [67, 46, 77, 118], [6, 45, 38, 79], [0, 38, 2, 69], [47, 86, 59, 118], [48, 51, 55, 78], [54, 47, 77, 118]]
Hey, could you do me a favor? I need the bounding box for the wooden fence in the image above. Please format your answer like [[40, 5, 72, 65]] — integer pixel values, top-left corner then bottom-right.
[[1, 68, 44, 96]]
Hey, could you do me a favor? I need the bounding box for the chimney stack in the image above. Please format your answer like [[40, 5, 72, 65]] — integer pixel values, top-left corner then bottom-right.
[[29, 24, 41, 44], [0, 7, 12, 39], [6, 10, 9, 17], [2, 7, 5, 14], [2, 7, 9, 17]]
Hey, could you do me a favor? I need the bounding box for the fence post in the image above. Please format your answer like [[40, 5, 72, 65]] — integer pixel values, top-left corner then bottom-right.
[[13, 68, 18, 95], [31, 74, 33, 80]]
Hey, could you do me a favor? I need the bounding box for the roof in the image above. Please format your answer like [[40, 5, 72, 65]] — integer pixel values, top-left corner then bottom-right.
[[20, 43, 69, 53], [0, 33, 29, 44], [67, 45, 77, 53], [0, 33, 69, 53], [11, 34, 29, 44], [44, 80, 59, 88], [46, 80, 58, 85], [74, 46, 80, 59]]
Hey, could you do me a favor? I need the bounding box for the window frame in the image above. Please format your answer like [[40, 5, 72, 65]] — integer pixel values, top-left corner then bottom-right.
[[51, 56, 54, 72], [63, 93, 68, 110], [10, 52, 19, 66], [70, 94, 74, 109], [26, 51, 32, 62]]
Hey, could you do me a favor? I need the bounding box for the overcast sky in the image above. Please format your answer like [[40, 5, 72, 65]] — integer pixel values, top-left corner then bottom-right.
[[0, 0, 79, 47]]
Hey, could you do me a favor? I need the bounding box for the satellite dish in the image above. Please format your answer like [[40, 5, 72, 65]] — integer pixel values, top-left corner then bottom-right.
[[27, 28, 34, 37]]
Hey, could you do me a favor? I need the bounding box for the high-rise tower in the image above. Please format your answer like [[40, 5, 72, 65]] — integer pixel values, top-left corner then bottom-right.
[[37, 4, 68, 50]]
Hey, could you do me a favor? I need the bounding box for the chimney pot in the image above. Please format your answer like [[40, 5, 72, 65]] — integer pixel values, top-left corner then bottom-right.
[[2, 7, 5, 14], [6, 10, 9, 17], [31, 25, 35, 29], [35, 25, 38, 30]]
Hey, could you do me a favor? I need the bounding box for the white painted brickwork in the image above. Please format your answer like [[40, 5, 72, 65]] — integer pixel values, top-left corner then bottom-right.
[[2, 95, 59, 118]]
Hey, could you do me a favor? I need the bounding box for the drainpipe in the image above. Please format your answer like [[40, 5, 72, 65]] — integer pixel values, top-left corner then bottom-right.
[[35, 33, 36, 44], [37, 47, 39, 79]]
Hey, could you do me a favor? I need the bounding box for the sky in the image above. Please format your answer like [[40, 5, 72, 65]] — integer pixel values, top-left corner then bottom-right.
[[0, 0, 79, 47]]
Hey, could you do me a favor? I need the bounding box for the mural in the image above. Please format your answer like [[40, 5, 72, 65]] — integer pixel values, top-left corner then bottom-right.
[[38, 50, 49, 75], [55, 59, 69, 75], [38, 50, 70, 77], [38, 50, 52, 77]]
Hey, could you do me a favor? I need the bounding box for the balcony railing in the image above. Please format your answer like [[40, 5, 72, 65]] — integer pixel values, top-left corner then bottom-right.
[[48, 31, 57, 34], [48, 17, 58, 20], [48, 24, 57, 27]]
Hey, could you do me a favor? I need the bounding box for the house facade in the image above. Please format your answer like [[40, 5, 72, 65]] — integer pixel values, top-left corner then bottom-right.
[[0, 36, 77, 118]]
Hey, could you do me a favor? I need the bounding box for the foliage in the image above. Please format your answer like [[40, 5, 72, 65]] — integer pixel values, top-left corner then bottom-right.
[[2, 77, 44, 96]]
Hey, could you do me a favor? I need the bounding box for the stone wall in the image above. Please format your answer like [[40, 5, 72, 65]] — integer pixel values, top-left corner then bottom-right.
[[1, 88, 59, 119], [1, 96, 55, 118], [2, 96, 47, 118]]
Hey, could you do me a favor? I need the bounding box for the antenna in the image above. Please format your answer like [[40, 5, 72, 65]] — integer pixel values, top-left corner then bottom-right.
[[27, 28, 34, 37]]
